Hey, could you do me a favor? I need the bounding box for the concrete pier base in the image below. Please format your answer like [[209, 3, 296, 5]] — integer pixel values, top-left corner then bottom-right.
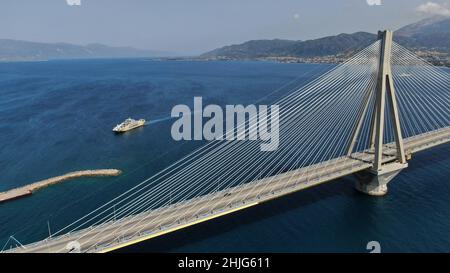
[[355, 162, 408, 196]]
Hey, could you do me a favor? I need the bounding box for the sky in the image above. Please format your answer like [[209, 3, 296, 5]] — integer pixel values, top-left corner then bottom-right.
[[1, 0, 450, 55]]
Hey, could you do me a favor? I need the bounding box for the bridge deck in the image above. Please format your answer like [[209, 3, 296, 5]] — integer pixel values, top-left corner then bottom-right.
[[6, 127, 450, 253]]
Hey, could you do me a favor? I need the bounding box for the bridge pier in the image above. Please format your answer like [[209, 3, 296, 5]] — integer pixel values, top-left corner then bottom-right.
[[351, 30, 409, 196], [354, 162, 408, 196]]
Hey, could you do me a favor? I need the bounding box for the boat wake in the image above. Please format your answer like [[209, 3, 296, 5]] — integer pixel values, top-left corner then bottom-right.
[[146, 116, 174, 125]]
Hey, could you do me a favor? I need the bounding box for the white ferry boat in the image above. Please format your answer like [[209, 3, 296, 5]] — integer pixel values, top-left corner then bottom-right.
[[113, 118, 146, 133]]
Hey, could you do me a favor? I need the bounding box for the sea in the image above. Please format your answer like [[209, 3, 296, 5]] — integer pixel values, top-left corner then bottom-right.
[[0, 59, 449, 252]]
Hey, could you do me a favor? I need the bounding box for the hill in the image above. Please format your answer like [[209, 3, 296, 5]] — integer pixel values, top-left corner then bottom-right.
[[395, 16, 450, 52], [201, 32, 377, 59]]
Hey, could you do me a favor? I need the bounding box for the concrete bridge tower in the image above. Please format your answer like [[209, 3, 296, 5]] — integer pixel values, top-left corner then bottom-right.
[[350, 30, 409, 196]]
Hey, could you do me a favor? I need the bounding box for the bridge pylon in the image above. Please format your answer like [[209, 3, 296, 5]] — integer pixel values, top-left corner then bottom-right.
[[352, 30, 408, 196]]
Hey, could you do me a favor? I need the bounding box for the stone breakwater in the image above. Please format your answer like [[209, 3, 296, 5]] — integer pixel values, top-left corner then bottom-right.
[[0, 169, 122, 203]]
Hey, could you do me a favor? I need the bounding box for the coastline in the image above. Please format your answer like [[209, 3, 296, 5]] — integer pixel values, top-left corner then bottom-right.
[[156, 56, 450, 67]]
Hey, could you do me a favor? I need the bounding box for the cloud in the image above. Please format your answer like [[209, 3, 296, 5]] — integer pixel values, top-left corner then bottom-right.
[[416, 1, 450, 17], [366, 0, 382, 6], [66, 0, 81, 6]]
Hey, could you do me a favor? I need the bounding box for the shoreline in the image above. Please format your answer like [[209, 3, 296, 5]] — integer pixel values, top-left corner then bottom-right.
[[0, 169, 122, 204]]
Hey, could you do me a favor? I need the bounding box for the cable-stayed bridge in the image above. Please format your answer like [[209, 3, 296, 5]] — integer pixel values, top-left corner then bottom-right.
[[4, 31, 450, 253]]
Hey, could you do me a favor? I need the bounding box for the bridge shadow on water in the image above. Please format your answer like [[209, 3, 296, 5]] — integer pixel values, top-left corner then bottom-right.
[[406, 147, 450, 170]]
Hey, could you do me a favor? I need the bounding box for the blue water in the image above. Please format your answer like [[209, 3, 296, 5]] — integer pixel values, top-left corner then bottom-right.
[[0, 59, 449, 252]]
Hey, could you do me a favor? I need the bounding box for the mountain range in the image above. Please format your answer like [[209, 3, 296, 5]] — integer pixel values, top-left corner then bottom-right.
[[0, 39, 170, 62], [200, 16, 450, 66], [1, 16, 450, 65]]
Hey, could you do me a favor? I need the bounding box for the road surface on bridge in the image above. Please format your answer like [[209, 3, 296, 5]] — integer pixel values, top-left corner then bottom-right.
[[5, 127, 450, 253]]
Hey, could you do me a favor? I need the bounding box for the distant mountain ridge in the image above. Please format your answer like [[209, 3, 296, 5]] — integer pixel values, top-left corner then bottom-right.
[[202, 39, 300, 59], [395, 16, 450, 51], [2, 16, 450, 64], [201, 32, 377, 59], [200, 16, 450, 65], [0, 39, 170, 62]]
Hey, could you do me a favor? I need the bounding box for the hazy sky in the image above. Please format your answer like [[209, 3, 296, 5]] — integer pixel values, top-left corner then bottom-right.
[[1, 0, 449, 55]]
